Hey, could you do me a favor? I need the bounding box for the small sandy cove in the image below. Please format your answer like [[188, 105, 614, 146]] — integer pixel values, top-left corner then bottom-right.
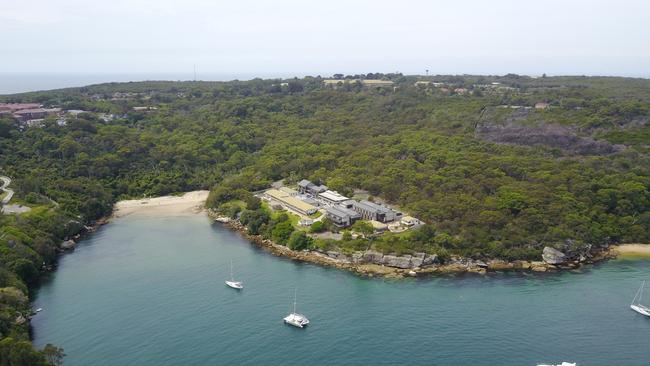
[[611, 244, 650, 258], [113, 190, 209, 217]]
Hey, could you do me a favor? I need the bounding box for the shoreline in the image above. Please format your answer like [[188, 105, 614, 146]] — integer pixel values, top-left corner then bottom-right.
[[70, 193, 648, 279], [208, 212, 633, 278]]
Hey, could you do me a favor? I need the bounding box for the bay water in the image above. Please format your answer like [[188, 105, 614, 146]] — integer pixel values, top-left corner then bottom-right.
[[31, 214, 650, 365]]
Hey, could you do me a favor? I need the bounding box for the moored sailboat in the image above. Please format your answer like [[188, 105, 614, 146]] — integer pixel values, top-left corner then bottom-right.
[[225, 260, 243, 290], [283, 288, 309, 328], [630, 280, 650, 317]]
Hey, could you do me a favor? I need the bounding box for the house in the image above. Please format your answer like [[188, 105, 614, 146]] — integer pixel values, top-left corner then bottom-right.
[[317, 190, 349, 207], [535, 102, 550, 110], [400, 216, 421, 226], [264, 189, 317, 216], [0, 103, 41, 112], [13, 108, 61, 122], [352, 200, 400, 223], [297, 179, 327, 196], [325, 206, 361, 227]]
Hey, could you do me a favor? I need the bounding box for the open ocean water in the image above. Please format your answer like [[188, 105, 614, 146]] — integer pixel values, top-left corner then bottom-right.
[[31, 214, 650, 366]]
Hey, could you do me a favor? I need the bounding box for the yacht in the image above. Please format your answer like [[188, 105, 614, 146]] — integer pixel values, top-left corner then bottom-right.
[[630, 280, 650, 317], [283, 289, 310, 328], [225, 260, 243, 290]]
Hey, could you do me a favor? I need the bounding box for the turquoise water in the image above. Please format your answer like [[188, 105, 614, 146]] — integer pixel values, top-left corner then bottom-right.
[[32, 214, 650, 365]]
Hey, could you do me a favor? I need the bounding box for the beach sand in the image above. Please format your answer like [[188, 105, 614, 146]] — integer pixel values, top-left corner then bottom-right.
[[612, 244, 650, 258], [113, 190, 209, 217]]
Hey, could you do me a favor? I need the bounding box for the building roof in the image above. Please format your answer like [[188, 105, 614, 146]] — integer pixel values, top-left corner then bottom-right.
[[326, 205, 360, 219], [279, 186, 298, 195], [0, 103, 41, 112], [319, 190, 349, 202], [354, 200, 393, 214], [14, 108, 60, 114], [265, 189, 316, 213], [298, 179, 312, 188]]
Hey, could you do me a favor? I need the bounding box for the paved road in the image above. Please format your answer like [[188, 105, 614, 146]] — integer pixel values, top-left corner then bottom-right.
[[0, 176, 14, 205]]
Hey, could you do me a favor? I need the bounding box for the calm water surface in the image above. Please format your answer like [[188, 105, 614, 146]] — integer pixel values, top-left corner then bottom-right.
[[32, 214, 650, 365]]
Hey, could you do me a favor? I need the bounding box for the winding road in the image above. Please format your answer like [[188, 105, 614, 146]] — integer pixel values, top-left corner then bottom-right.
[[0, 175, 13, 205]]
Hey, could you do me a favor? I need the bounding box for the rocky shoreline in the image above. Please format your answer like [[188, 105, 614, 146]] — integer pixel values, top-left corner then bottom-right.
[[210, 213, 617, 278]]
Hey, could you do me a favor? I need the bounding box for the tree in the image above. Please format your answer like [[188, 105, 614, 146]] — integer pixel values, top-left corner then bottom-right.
[[310, 221, 326, 233], [351, 221, 374, 236], [288, 231, 313, 250], [271, 221, 294, 244], [42, 344, 65, 366]]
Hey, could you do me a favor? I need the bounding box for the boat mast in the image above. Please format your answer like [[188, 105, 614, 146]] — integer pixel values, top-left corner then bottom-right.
[[230, 260, 234, 281], [632, 281, 644, 306], [641, 280, 646, 304], [293, 288, 297, 314]]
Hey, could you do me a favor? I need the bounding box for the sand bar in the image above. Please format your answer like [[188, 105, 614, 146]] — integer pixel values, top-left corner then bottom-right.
[[113, 190, 209, 217]]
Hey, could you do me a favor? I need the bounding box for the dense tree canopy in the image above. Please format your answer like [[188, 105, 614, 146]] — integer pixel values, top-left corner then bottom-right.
[[0, 74, 649, 359]]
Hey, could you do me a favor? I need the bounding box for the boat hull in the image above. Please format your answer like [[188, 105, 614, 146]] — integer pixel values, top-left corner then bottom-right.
[[225, 281, 243, 289], [631, 304, 650, 317], [283, 313, 309, 328]]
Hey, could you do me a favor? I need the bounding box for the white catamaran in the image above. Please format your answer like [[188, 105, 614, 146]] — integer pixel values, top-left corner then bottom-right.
[[225, 260, 243, 290], [283, 289, 310, 328], [630, 280, 650, 317]]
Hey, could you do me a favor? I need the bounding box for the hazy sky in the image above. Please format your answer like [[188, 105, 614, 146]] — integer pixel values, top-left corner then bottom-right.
[[1, 0, 649, 77]]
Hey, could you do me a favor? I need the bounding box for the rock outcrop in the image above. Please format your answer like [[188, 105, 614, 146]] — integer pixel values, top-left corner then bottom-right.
[[542, 246, 567, 264], [60, 239, 76, 251]]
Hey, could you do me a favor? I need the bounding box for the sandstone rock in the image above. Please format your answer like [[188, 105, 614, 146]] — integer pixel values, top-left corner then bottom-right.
[[411, 255, 424, 268], [351, 252, 363, 264], [542, 246, 567, 264], [421, 254, 438, 266], [474, 260, 488, 268], [512, 260, 531, 269], [382, 255, 413, 269], [60, 239, 76, 250], [487, 259, 513, 270], [362, 250, 384, 264]]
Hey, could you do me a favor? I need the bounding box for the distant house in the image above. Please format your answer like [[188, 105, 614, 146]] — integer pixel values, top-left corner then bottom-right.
[[352, 200, 400, 223], [13, 108, 61, 122], [325, 206, 361, 227], [400, 216, 421, 226], [297, 179, 327, 196], [0, 103, 41, 112], [317, 190, 349, 207], [535, 102, 550, 110], [454, 88, 468, 95]]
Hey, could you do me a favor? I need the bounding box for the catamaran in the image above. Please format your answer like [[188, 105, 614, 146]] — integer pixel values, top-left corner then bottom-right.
[[283, 289, 310, 328], [225, 260, 243, 290], [630, 280, 650, 317]]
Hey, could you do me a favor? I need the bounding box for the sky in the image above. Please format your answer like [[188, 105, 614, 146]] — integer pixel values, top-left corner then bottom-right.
[[1, 0, 649, 77]]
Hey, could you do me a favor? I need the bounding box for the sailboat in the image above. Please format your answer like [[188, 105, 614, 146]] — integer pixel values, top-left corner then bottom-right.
[[283, 288, 310, 328], [225, 260, 243, 289], [630, 280, 650, 317]]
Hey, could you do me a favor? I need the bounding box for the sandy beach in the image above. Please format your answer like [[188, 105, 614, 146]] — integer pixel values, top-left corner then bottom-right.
[[113, 190, 209, 217], [611, 244, 650, 258]]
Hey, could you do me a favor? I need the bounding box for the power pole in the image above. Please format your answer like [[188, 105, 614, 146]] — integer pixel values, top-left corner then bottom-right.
[[193, 64, 197, 81]]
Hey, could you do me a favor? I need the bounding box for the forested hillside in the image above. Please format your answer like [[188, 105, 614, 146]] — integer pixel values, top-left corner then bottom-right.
[[0, 74, 649, 361]]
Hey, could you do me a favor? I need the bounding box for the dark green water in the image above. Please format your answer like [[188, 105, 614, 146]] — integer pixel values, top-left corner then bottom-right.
[[32, 214, 650, 365]]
